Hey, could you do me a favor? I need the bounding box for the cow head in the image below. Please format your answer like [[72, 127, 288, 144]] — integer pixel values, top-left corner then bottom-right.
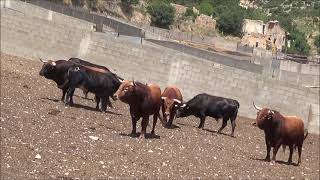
[[113, 80, 136, 103], [39, 58, 57, 79], [176, 103, 194, 118], [161, 97, 182, 120], [253, 101, 274, 129]]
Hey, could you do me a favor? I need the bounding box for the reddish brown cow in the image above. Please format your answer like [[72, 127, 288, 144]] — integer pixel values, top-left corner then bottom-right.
[[161, 86, 183, 127], [253, 102, 308, 165], [114, 80, 162, 139]]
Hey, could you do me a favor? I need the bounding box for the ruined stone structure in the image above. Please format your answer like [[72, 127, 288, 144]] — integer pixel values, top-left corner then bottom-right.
[[242, 19, 286, 51], [194, 14, 216, 31]]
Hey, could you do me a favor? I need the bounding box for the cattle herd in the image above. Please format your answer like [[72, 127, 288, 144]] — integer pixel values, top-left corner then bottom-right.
[[39, 57, 308, 166]]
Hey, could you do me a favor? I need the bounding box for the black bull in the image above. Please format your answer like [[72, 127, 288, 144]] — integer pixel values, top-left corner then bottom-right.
[[39, 58, 122, 109], [176, 93, 240, 137], [60, 66, 121, 111]]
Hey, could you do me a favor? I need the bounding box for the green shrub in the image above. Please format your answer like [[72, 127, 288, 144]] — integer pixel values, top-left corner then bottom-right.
[[287, 29, 310, 55], [121, 0, 139, 11], [314, 35, 320, 53], [198, 1, 214, 16], [217, 9, 244, 36], [184, 7, 197, 20], [147, 2, 175, 28]]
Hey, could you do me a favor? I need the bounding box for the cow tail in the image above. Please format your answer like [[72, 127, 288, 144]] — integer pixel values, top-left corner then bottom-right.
[[304, 130, 308, 140]]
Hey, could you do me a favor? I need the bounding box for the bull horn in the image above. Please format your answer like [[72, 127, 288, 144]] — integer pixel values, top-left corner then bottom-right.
[[161, 97, 166, 100], [39, 57, 46, 63], [173, 99, 181, 104], [253, 101, 262, 111], [51, 61, 57, 66], [180, 103, 186, 108]]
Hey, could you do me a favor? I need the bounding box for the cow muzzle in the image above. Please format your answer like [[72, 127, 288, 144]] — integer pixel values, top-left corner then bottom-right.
[[112, 94, 118, 100]]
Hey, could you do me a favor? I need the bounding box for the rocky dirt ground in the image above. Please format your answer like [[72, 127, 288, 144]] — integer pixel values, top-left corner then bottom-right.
[[1, 53, 319, 179]]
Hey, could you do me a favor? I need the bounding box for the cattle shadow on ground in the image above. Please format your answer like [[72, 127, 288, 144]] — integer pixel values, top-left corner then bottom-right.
[[73, 94, 94, 101], [203, 128, 235, 138], [40, 97, 60, 102], [250, 157, 299, 166], [165, 124, 180, 129], [104, 110, 122, 116], [119, 132, 161, 139], [71, 103, 101, 112], [72, 104, 122, 116]]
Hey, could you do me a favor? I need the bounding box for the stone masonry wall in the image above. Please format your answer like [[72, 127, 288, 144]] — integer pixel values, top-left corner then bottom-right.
[[1, 1, 319, 134]]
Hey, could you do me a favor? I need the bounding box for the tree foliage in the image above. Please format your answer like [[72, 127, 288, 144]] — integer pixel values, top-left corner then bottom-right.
[[147, 1, 175, 28], [217, 8, 244, 36], [184, 7, 197, 20], [314, 35, 320, 53], [197, 1, 214, 16], [121, 0, 139, 8], [287, 29, 310, 55]]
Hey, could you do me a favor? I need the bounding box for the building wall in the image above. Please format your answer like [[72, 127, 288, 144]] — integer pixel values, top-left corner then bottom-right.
[[242, 19, 265, 35], [1, 1, 319, 134]]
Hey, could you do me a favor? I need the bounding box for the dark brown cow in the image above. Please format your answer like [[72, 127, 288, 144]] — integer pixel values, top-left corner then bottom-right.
[[113, 80, 162, 139], [161, 86, 183, 127], [253, 102, 308, 165]]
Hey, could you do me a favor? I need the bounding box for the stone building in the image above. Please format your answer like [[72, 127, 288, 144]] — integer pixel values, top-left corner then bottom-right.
[[241, 19, 286, 51], [195, 14, 216, 31]]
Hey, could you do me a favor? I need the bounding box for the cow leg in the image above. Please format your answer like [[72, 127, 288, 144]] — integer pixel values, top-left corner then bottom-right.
[[129, 107, 138, 136], [140, 116, 149, 139], [271, 140, 282, 163], [297, 144, 302, 165], [151, 113, 158, 136], [107, 97, 114, 108], [66, 87, 75, 106], [166, 114, 174, 127], [265, 135, 271, 161], [83, 89, 88, 99], [230, 120, 236, 137], [101, 97, 108, 112], [198, 113, 206, 129], [61, 89, 67, 102], [95, 95, 100, 110], [217, 118, 228, 134], [230, 113, 237, 137], [288, 144, 294, 164]]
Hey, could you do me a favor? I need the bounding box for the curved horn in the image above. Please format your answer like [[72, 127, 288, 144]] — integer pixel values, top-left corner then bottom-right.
[[180, 103, 186, 108], [173, 99, 181, 104], [39, 57, 46, 63], [51, 61, 56, 66], [253, 101, 262, 111]]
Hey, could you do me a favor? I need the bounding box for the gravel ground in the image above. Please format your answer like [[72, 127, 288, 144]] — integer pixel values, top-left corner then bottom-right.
[[1, 53, 319, 179]]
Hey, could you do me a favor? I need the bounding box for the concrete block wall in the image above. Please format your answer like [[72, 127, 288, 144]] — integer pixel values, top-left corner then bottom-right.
[[1, 1, 319, 134]]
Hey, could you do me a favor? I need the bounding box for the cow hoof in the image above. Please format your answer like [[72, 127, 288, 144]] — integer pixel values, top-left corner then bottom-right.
[[129, 132, 137, 137], [139, 135, 145, 140]]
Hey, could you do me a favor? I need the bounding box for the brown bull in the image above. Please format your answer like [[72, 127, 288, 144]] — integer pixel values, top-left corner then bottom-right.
[[161, 86, 183, 127], [253, 102, 308, 165], [114, 80, 161, 139]]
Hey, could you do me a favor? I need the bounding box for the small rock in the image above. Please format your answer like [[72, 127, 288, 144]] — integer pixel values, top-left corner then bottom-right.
[[35, 154, 41, 159], [89, 136, 99, 140]]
